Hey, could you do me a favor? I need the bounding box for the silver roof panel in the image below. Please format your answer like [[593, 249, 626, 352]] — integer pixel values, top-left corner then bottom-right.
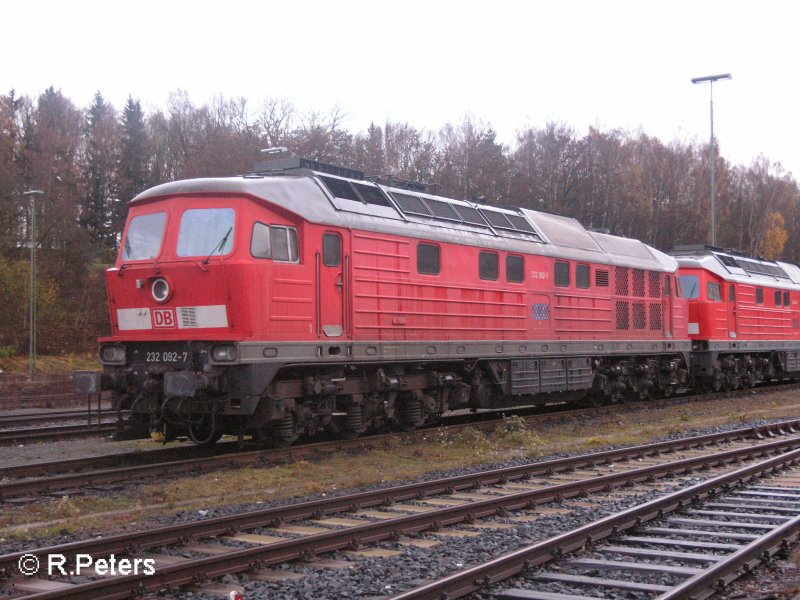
[[132, 173, 678, 273], [675, 252, 800, 290]]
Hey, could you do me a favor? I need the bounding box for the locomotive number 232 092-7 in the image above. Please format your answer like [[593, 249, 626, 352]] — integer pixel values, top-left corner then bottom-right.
[[146, 351, 188, 363]]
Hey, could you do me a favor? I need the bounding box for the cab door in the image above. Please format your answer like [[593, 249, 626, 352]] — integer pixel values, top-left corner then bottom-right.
[[727, 284, 737, 338], [318, 232, 347, 337], [662, 274, 673, 338]]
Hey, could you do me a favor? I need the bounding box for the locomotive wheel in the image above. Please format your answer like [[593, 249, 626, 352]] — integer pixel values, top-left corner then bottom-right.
[[187, 416, 223, 447], [338, 402, 366, 439], [399, 398, 424, 431], [273, 415, 300, 446], [249, 416, 300, 448], [583, 390, 605, 407]]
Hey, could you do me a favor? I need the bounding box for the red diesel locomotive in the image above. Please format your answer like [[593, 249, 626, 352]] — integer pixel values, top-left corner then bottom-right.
[[77, 158, 695, 445], [673, 246, 800, 390]]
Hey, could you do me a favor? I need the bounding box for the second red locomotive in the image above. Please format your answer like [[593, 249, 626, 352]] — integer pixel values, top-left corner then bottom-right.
[[79, 158, 697, 445], [674, 246, 800, 391]]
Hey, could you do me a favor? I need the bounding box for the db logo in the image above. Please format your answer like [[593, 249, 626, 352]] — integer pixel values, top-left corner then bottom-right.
[[152, 308, 176, 328]]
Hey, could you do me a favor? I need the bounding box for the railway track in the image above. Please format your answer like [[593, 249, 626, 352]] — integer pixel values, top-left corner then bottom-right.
[[0, 422, 117, 446], [490, 478, 800, 600], [0, 408, 112, 429], [4, 419, 800, 598], [397, 451, 800, 600], [1, 385, 798, 503]]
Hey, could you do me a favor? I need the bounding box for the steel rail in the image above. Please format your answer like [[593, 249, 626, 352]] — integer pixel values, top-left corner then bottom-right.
[[0, 441, 242, 481], [0, 397, 588, 485], [0, 409, 105, 427], [2, 407, 798, 504], [0, 423, 116, 446], [2, 376, 796, 470], [657, 513, 800, 599], [2, 418, 798, 571], [9, 433, 800, 599], [391, 452, 800, 599]]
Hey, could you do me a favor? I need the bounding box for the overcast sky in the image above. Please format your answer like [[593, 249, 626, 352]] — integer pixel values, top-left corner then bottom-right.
[[4, 0, 799, 178]]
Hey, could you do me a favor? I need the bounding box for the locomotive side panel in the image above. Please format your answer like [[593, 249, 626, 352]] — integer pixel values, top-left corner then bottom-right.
[[350, 233, 530, 341], [736, 283, 795, 340]]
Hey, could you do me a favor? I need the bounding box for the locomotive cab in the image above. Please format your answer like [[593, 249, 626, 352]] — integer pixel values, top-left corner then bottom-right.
[[92, 186, 309, 444]]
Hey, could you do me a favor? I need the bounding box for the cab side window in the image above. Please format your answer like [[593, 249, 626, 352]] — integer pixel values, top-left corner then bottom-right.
[[555, 261, 570, 287], [417, 243, 440, 275], [506, 255, 524, 283], [323, 233, 341, 267], [479, 251, 499, 280], [251, 223, 271, 258], [251, 222, 300, 262], [576, 264, 590, 289]]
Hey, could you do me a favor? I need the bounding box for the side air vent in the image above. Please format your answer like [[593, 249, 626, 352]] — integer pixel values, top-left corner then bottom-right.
[[616, 301, 630, 330], [648, 271, 661, 297], [632, 269, 645, 297], [615, 267, 629, 296], [596, 269, 610, 287]]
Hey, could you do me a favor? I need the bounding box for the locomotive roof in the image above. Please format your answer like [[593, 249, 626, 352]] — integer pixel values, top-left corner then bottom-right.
[[672, 247, 800, 290], [131, 171, 678, 272]]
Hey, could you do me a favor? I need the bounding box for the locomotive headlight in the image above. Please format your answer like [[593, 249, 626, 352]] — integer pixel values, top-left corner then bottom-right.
[[151, 278, 170, 303], [99, 344, 126, 365], [212, 344, 238, 362]]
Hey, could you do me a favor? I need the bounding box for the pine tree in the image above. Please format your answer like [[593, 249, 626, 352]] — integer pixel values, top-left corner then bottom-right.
[[81, 92, 119, 252], [118, 96, 149, 226]]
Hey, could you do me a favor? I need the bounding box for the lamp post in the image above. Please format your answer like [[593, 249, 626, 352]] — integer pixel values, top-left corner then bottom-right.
[[23, 190, 44, 378], [691, 73, 731, 247]]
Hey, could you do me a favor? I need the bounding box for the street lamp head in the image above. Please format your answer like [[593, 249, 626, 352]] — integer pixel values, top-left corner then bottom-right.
[[22, 190, 44, 196], [691, 73, 732, 84]]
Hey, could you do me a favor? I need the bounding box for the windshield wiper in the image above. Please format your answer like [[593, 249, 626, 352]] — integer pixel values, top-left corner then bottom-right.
[[203, 227, 233, 264]]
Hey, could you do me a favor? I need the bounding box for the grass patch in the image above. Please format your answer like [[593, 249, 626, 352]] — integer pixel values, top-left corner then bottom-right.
[[0, 353, 100, 375]]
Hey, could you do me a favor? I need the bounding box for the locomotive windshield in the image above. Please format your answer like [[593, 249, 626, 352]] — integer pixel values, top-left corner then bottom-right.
[[177, 208, 236, 257], [122, 212, 167, 261], [679, 274, 701, 299]]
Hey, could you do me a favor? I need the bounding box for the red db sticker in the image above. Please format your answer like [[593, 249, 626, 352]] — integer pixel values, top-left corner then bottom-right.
[[152, 308, 176, 328]]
